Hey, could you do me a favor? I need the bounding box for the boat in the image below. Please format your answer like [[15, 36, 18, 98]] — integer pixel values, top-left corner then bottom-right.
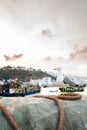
[[59, 86, 84, 92], [0, 89, 40, 97], [0, 80, 40, 97]]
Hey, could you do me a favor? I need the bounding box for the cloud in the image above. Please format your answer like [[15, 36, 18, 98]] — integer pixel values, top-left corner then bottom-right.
[[42, 56, 65, 62], [69, 45, 87, 62], [41, 29, 55, 37], [1, 0, 87, 37], [3, 53, 23, 61], [39, 54, 87, 76], [38, 56, 66, 70], [0, 0, 87, 77]]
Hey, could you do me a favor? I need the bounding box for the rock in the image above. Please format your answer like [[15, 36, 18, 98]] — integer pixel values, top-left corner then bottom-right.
[[63, 76, 75, 86], [63, 75, 87, 87]]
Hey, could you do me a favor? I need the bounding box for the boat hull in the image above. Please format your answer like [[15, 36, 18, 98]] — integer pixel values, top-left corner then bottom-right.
[[0, 90, 40, 97]]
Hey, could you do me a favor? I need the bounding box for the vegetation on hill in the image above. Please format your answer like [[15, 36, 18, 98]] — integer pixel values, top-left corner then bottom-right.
[[0, 66, 56, 81]]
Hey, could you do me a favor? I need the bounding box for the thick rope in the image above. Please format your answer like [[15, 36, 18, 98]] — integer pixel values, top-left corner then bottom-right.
[[0, 103, 21, 130], [34, 93, 82, 130], [34, 95, 64, 130], [0, 93, 82, 130], [57, 93, 82, 100]]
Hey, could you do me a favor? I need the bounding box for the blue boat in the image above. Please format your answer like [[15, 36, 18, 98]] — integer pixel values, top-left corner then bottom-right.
[[0, 89, 40, 97]]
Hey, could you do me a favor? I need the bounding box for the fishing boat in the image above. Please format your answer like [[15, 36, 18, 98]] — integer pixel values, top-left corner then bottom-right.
[[0, 80, 40, 97], [59, 86, 84, 92], [0, 89, 40, 97]]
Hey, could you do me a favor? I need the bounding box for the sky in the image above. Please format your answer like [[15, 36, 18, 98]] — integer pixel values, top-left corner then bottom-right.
[[0, 0, 87, 76]]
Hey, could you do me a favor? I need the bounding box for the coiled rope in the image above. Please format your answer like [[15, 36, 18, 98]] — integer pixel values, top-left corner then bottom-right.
[[57, 93, 82, 100], [0, 93, 82, 130], [34, 93, 82, 130]]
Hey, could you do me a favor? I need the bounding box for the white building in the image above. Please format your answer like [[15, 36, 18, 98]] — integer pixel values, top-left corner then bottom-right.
[[30, 77, 52, 86], [42, 77, 52, 86]]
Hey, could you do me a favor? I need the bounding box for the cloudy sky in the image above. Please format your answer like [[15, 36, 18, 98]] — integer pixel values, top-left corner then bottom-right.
[[0, 0, 87, 76]]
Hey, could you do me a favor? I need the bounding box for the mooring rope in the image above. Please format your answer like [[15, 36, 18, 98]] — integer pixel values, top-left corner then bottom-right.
[[57, 93, 82, 100], [0, 93, 82, 130], [34, 95, 64, 130], [34, 93, 82, 130], [0, 103, 21, 130]]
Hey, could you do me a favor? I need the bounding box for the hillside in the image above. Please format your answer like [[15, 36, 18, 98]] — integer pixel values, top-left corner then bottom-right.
[[0, 66, 56, 81]]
